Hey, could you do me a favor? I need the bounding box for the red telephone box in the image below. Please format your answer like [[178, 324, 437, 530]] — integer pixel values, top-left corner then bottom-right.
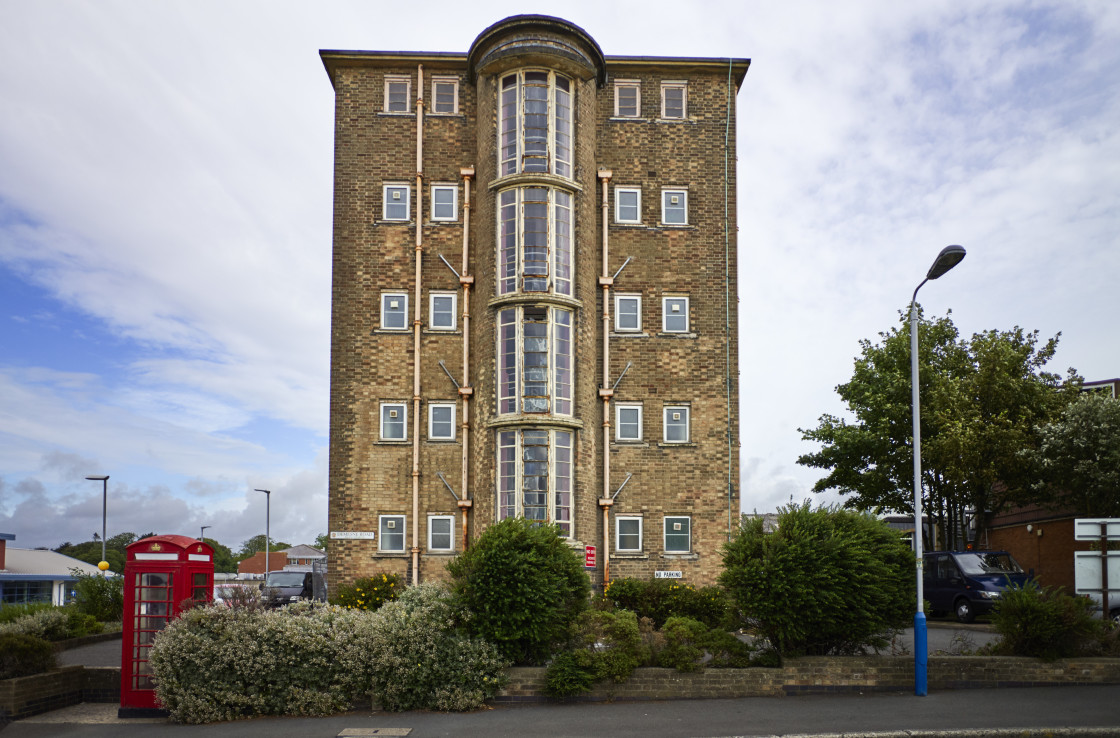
[[119, 535, 213, 716]]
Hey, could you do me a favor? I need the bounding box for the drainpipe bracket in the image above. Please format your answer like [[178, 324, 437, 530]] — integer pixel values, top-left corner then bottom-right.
[[458, 386, 474, 397], [460, 166, 475, 178], [457, 499, 473, 509], [598, 277, 614, 287], [598, 498, 614, 508], [459, 275, 475, 286], [598, 169, 613, 180], [598, 388, 614, 399]]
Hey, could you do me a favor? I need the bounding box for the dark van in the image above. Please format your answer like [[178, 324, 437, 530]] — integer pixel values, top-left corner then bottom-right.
[[261, 570, 327, 608], [924, 550, 1030, 623]]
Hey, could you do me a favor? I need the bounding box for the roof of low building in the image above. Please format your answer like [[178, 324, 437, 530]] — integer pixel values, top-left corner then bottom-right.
[[0, 547, 106, 578]]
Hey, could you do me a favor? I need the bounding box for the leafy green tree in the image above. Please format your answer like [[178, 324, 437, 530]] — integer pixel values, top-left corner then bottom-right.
[[1021, 392, 1120, 517], [313, 532, 330, 552], [720, 502, 914, 656], [798, 309, 1079, 548], [70, 568, 124, 622], [201, 538, 237, 573], [447, 518, 590, 665], [236, 534, 291, 560], [55, 531, 155, 573]]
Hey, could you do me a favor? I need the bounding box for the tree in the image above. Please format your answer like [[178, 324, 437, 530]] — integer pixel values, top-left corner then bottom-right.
[[201, 538, 237, 573], [236, 534, 291, 560], [1021, 392, 1120, 517], [55, 531, 156, 573], [447, 518, 590, 665], [313, 533, 330, 552], [798, 309, 1079, 548], [720, 502, 914, 656]]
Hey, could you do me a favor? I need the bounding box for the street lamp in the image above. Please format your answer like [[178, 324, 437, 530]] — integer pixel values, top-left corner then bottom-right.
[[910, 244, 965, 696], [200, 525, 211, 542], [85, 475, 110, 573], [254, 489, 271, 580]]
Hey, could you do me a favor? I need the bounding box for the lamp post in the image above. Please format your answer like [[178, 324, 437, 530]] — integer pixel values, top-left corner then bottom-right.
[[85, 475, 110, 573], [200, 525, 211, 542], [910, 244, 965, 696], [254, 489, 271, 580]]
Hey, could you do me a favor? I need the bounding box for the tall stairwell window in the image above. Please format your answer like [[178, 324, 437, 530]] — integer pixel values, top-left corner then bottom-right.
[[496, 306, 573, 416], [499, 70, 573, 178], [497, 187, 573, 296]]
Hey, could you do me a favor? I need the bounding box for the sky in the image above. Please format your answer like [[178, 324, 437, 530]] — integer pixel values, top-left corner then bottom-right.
[[1, 0, 1118, 554]]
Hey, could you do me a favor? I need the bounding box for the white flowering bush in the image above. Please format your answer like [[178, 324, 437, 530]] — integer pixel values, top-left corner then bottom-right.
[[149, 601, 379, 724], [365, 583, 509, 711], [0, 606, 101, 641]]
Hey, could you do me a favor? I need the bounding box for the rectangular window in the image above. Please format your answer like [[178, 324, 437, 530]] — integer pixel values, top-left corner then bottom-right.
[[496, 306, 573, 417], [496, 428, 573, 537], [381, 292, 409, 330], [383, 184, 410, 221], [663, 405, 690, 443], [617, 516, 643, 552], [428, 403, 455, 441], [497, 187, 572, 297], [431, 77, 458, 115], [379, 515, 406, 552], [615, 294, 641, 332], [662, 296, 689, 333], [384, 76, 411, 113], [664, 516, 691, 553], [428, 515, 454, 552], [499, 71, 573, 178], [380, 403, 407, 441], [615, 403, 643, 441], [429, 292, 456, 331], [431, 185, 457, 221], [661, 81, 687, 119], [615, 187, 641, 224], [661, 189, 688, 225], [614, 80, 641, 118]]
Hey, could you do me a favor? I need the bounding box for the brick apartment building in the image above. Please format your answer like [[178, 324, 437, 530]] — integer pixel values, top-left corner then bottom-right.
[[321, 15, 749, 591]]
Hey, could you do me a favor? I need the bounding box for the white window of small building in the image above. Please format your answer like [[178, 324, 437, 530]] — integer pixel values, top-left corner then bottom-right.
[[663, 405, 690, 443], [379, 515, 406, 552], [664, 516, 691, 553], [428, 515, 455, 552], [614, 80, 640, 118], [431, 184, 458, 221], [615, 403, 643, 442], [381, 292, 409, 330], [384, 76, 411, 113], [429, 292, 457, 331], [661, 81, 687, 119], [428, 402, 456, 441], [615, 187, 641, 224], [615, 294, 641, 333], [383, 184, 410, 221], [661, 189, 688, 225], [662, 296, 689, 333], [616, 516, 643, 552], [431, 77, 459, 115], [380, 403, 407, 441]]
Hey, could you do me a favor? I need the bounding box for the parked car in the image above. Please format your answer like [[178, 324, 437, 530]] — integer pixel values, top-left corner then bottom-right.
[[260, 570, 326, 608], [924, 550, 1031, 623]]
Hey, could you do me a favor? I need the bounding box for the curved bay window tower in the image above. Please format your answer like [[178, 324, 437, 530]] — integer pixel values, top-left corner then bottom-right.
[[323, 15, 748, 592]]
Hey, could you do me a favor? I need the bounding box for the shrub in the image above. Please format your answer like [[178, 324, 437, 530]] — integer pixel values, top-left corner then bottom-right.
[[0, 633, 56, 679], [330, 572, 402, 611], [0, 602, 53, 624], [448, 518, 590, 664], [70, 569, 123, 622], [720, 502, 914, 656], [545, 609, 647, 697], [656, 616, 755, 672], [150, 601, 379, 723], [0, 607, 101, 641], [989, 583, 1107, 660], [364, 583, 508, 711], [603, 577, 730, 628]]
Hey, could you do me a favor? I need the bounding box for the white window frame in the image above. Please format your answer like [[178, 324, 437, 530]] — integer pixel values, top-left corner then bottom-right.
[[428, 291, 457, 331], [427, 402, 456, 441], [663, 515, 691, 553], [616, 516, 643, 553], [663, 405, 690, 444], [496, 186, 574, 297], [427, 515, 455, 552], [498, 70, 574, 179], [431, 76, 459, 115], [496, 306, 574, 416], [380, 402, 407, 441], [379, 514, 406, 552], [614, 80, 641, 118], [615, 403, 643, 442], [384, 75, 411, 114], [430, 184, 458, 222], [383, 184, 411, 221], [614, 187, 642, 224], [380, 292, 409, 331], [661, 81, 687, 119], [496, 428, 574, 538], [661, 189, 688, 225], [662, 295, 689, 333], [614, 293, 642, 333]]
